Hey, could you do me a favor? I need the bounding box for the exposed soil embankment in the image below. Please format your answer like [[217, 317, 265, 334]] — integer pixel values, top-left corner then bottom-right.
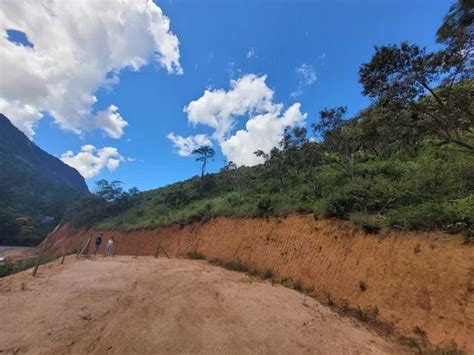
[[47, 216, 473, 352]]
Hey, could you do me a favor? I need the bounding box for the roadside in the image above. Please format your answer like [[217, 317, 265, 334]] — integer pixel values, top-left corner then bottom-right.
[[0, 256, 406, 354]]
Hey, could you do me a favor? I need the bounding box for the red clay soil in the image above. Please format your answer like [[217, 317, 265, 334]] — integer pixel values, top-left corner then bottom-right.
[[0, 256, 405, 354], [45, 215, 474, 352]]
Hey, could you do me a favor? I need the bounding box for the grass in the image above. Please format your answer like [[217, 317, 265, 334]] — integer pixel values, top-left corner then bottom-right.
[[209, 258, 250, 273], [0, 257, 37, 278], [423, 346, 465, 355], [186, 251, 206, 260]]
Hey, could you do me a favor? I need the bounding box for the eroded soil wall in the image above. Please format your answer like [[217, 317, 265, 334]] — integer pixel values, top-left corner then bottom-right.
[[47, 215, 473, 352]]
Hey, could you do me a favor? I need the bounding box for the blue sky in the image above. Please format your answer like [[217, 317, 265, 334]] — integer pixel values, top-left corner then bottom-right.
[[1, 0, 452, 192]]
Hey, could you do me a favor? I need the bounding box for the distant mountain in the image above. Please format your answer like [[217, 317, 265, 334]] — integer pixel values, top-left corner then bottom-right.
[[0, 114, 88, 193], [0, 113, 89, 245]]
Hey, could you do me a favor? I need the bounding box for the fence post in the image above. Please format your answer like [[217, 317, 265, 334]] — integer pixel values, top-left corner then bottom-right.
[[160, 244, 170, 259], [154, 241, 161, 258], [77, 237, 92, 259], [134, 240, 141, 258], [32, 233, 50, 277], [60, 249, 67, 264]]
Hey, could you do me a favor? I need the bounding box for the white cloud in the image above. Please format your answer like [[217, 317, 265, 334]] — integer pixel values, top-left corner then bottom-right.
[[290, 63, 317, 98], [176, 74, 307, 166], [95, 105, 128, 139], [220, 103, 306, 166], [60, 145, 127, 179], [0, 97, 43, 138], [0, 0, 182, 139], [167, 133, 212, 157], [184, 74, 277, 140], [247, 48, 256, 58]]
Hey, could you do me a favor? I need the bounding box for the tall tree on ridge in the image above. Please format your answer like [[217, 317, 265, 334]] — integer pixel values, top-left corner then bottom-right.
[[192, 146, 215, 177]]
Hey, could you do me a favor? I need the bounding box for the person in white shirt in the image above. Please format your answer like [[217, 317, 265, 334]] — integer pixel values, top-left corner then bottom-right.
[[106, 237, 115, 256]]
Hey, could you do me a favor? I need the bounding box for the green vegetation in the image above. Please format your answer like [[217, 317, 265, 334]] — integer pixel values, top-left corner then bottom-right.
[[0, 258, 37, 278], [0, 154, 83, 245], [65, 2, 473, 240], [66, 138, 473, 240], [209, 258, 250, 273], [0, 113, 87, 245], [187, 251, 206, 260], [424, 345, 465, 355]]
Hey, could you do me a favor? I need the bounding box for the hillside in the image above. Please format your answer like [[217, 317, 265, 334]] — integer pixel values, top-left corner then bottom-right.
[[66, 133, 474, 241], [53, 1, 473, 238], [0, 114, 88, 245]]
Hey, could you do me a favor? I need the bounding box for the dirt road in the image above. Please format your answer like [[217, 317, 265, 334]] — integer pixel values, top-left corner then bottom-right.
[[0, 256, 405, 354]]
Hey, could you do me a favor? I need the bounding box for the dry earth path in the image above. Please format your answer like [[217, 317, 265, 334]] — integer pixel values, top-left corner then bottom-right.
[[0, 256, 406, 354]]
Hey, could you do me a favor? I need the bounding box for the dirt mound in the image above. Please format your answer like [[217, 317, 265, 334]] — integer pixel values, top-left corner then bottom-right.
[[0, 256, 405, 354], [44, 216, 474, 352]]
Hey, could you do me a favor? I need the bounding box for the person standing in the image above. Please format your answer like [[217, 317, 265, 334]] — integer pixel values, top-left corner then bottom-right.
[[94, 233, 102, 255], [106, 237, 115, 256]]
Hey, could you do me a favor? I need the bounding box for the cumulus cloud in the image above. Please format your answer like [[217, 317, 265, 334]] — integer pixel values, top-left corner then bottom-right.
[[221, 103, 306, 166], [60, 145, 127, 179], [0, 0, 182, 139], [290, 63, 317, 98], [175, 74, 307, 166], [167, 133, 213, 157], [184, 74, 277, 140]]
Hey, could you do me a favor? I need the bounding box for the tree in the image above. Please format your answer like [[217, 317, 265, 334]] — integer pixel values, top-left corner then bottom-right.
[[312, 107, 347, 140], [436, 0, 473, 61], [280, 126, 309, 173], [359, 40, 473, 151], [0, 209, 21, 237], [164, 185, 190, 207], [355, 105, 429, 156], [313, 107, 361, 179], [192, 146, 215, 177], [95, 180, 124, 202]]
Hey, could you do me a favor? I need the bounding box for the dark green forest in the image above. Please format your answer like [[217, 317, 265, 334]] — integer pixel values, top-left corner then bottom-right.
[[0, 155, 82, 245], [0, 113, 86, 245], [66, 1, 473, 241]]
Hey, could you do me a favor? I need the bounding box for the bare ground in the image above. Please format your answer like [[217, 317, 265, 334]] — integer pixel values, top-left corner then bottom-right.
[[0, 256, 406, 354]]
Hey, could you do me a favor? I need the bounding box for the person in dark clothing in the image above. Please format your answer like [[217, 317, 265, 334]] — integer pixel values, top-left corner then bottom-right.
[[94, 233, 102, 254]]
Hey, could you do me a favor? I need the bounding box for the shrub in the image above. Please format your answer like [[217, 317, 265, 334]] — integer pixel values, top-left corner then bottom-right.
[[0, 258, 38, 278], [425, 345, 465, 355], [256, 196, 273, 216], [209, 258, 249, 273], [350, 212, 382, 234], [387, 196, 473, 235], [187, 251, 206, 260]]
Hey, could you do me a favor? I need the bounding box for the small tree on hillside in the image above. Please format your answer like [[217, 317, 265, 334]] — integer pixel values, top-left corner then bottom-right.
[[192, 145, 215, 177]]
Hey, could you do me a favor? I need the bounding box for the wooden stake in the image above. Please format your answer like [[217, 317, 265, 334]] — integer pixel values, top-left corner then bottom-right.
[[134, 240, 141, 258], [154, 241, 161, 258], [32, 233, 50, 277], [160, 244, 170, 259], [77, 237, 92, 259], [60, 236, 72, 264], [60, 249, 67, 264]]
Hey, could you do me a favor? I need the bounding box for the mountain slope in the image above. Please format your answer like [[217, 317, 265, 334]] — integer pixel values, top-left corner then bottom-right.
[[0, 114, 89, 245], [0, 114, 88, 193]]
